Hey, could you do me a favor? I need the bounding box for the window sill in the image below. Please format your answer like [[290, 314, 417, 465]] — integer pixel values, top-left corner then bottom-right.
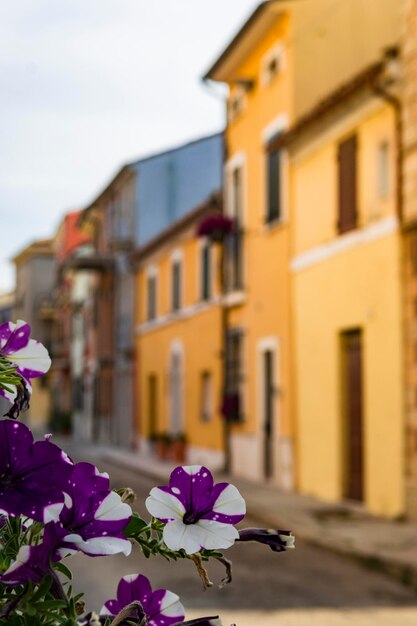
[[223, 291, 246, 308], [263, 217, 285, 232]]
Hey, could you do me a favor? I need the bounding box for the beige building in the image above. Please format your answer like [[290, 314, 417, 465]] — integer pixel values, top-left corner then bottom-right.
[[12, 239, 55, 427]]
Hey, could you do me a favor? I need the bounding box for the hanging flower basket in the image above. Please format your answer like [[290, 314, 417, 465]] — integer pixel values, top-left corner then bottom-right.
[[196, 214, 235, 243], [221, 392, 242, 423]]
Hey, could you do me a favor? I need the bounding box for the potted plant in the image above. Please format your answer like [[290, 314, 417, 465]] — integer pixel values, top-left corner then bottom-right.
[[171, 432, 187, 463], [196, 213, 235, 243], [155, 432, 171, 461]]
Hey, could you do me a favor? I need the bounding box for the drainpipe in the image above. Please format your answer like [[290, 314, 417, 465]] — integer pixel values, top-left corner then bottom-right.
[[219, 239, 232, 475]]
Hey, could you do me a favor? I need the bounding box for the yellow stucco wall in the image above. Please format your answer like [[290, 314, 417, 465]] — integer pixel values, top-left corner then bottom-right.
[[224, 13, 295, 486], [291, 103, 404, 516], [291, 0, 402, 119], [135, 226, 224, 462]]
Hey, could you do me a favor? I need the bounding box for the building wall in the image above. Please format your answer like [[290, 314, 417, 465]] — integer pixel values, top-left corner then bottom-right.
[[291, 0, 402, 119], [135, 134, 223, 247], [291, 103, 404, 516], [401, 0, 417, 518], [13, 250, 54, 428], [136, 225, 224, 468], [224, 13, 294, 488]]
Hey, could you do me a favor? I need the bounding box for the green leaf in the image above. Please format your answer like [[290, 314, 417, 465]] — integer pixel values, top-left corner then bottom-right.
[[53, 562, 73, 581], [124, 514, 149, 538]]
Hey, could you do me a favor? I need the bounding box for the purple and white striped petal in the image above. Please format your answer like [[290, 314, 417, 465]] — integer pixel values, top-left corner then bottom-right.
[[146, 465, 245, 554], [1, 320, 51, 380], [101, 574, 185, 626], [56, 462, 132, 557], [237, 528, 295, 552], [146, 487, 186, 522], [0, 419, 73, 522], [0, 532, 56, 586]]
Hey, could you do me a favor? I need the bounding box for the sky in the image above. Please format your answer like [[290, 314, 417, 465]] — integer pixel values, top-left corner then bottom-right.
[[0, 0, 260, 293]]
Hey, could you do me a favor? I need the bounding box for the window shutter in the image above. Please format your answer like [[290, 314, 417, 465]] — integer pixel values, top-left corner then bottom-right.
[[338, 135, 357, 234]]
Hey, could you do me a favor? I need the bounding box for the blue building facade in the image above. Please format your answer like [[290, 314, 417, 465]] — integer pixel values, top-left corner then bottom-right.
[[134, 132, 223, 246]]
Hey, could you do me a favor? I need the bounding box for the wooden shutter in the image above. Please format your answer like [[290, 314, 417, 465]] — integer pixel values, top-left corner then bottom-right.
[[338, 135, 357, 234]]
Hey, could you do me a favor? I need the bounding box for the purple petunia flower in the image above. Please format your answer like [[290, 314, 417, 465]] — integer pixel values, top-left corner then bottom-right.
[[237, 528, 295, 552], [52, 462, 133, 557], [0, 320, 51, 410], [146, 465, 246, 555], [0, 527, 57, 585], [1, 544, 48, 586], [100, 574, 185, 626], [0, 419, 73, 523]]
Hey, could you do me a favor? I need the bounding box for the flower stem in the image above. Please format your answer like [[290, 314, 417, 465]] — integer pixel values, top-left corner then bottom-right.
[[215, 555, 233, 588], [110, 601, 147, 626], [189, 553, 214, 590], [50, 568, 68, 603]]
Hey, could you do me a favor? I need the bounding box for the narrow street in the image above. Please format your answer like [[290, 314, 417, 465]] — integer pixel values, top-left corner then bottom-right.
[[65, 450, 417, 626]]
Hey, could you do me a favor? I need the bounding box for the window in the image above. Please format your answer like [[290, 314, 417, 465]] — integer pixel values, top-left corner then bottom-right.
[[200, 370, 213, 422], [147, 274, 157, 321], [225, 164, 244, 291], [171, 259, 182, 311], [223, 330, 244, 422], [266, 144, 282, 223], [148, 374, 158, 437], [73, 377, 83, 411], [200, 243, 211, 301], [261, 44, 285, 85], [228, 89, 246, 123], [377, 141, 390, 198], [337, 134, 358, 234]]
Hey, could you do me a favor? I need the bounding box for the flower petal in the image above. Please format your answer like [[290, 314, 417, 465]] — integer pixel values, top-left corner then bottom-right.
[[94, 491, 132, 522], [163, 519, 204, 554], [204, 484, 246, 524], [159, 590, 185, 619], [2, 320, 51, 379], [67, 535, 132, 556], [146, 487, 185, 521], [167, 466, 214, 514], [195, 519, 239, 550]]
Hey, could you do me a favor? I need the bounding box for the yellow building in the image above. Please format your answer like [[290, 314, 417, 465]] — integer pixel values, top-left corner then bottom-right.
[[205, 0, 403, 502], [287, 64, 403, 517], [135, 199, 225, 469]]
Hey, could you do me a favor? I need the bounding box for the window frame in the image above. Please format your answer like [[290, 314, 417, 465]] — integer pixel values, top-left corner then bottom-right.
[[170, 249, 183, 313]]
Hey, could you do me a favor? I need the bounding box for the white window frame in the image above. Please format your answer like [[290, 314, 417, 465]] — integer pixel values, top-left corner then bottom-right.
[[228, 87, 247, 123], [168, 340, 185, 435], [200, 370, 213, 422], [376, 139, 391, 199], [169, 248, 184, 313], [262, 114, 289, 227], [224, 152, 246, 293], [261, 43, 286, 86], [257, 336, 281, 432], [197, 238, 212, 302], [145, 264, 158, 322]]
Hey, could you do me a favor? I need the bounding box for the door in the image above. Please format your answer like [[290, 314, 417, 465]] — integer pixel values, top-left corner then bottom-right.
[[169, 347, 183, 435], [342, 330, 364, 501], [263, 349, 275, 479]]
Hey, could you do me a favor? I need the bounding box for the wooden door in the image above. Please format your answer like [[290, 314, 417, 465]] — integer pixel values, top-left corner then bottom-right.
[[342, 330, 364, 501], [263, 350, 274, 480]]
